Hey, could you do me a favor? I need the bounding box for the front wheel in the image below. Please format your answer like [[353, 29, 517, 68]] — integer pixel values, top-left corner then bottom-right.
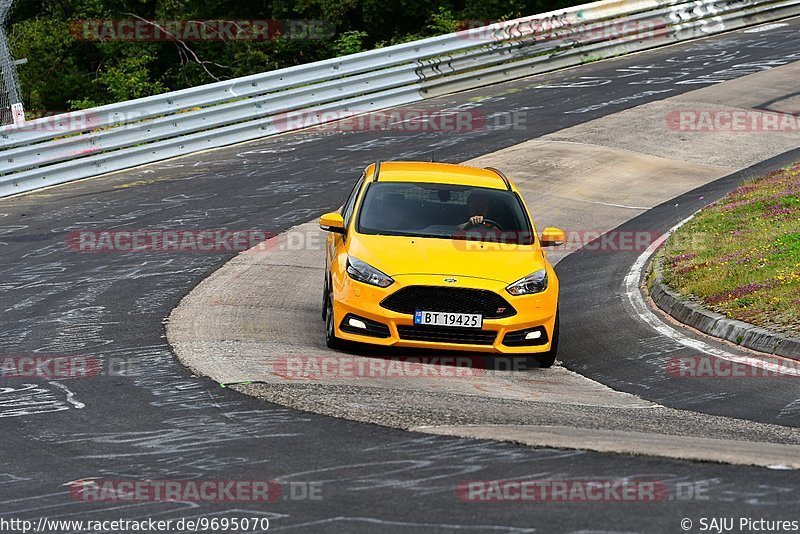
[[530, 311, 559, 368], [322, 279, 329, 321], [324, 286, 346, 350]]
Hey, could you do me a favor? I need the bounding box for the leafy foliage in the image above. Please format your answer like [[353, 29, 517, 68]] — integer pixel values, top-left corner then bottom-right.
[[7, 0, 582, 112]]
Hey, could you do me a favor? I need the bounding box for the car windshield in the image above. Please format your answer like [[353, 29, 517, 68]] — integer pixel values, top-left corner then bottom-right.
[[356, 182, 533, 244]]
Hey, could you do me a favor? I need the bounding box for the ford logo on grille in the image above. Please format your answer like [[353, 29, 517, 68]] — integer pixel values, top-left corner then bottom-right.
[[444, 278, 458, 283]]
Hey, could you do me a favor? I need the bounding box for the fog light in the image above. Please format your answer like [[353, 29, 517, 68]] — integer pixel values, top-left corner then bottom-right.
[[348, 317, 367, 330], [502, 326, 548, 347]]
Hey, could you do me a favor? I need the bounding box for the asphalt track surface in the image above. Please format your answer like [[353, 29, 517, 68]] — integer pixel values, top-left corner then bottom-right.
[[560, 149, 800, 428], [1, 20, 800, 533]]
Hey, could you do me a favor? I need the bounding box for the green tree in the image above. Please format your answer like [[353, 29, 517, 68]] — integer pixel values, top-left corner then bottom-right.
[[7, 0, 587, 111], [9, 18, 88, 113], [331, 30, 367, 56]]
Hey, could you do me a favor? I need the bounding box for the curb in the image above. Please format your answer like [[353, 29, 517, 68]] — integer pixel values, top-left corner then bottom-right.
[[649, 263, 800, 361]]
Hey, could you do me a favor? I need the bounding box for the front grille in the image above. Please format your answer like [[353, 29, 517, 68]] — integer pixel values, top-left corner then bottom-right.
[[397, 325, 497, 345], [381, 286, 516, 319]]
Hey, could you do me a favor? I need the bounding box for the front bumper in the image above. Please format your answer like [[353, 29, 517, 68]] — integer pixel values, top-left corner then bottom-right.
[[331, 272, 558, 354]]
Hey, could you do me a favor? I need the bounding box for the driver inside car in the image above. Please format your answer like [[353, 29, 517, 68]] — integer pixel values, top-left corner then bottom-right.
[[460, 190, 492, 229]]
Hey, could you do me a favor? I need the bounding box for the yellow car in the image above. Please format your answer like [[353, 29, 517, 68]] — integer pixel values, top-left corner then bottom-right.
[[320, 161, 565, 367]]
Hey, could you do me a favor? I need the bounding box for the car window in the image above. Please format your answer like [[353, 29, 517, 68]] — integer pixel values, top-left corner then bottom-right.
[[341, 173, 365, 227], [357, 182, 533, 244]]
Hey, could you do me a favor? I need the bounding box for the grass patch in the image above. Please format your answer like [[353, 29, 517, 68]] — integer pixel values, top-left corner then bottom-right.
[[657, 162, 800, 336]]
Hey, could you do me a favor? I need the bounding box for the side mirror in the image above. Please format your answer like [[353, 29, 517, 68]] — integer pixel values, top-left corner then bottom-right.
[[320, 212, 346, 234], [540, 227, 566, 247]]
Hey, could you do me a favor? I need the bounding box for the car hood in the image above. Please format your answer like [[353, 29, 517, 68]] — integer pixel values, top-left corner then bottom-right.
[[347, 233, 546, 284]]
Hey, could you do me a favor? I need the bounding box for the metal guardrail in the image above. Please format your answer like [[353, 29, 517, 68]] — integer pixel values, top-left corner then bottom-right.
[[1, 0, 798, 197]]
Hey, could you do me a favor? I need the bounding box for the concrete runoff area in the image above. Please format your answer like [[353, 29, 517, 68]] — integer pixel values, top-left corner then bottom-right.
[[168, 61, 800, 467], [542, 61, 800, 169]]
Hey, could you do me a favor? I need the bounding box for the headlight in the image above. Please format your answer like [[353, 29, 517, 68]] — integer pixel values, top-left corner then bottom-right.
[[346, 256, 394, 288], [506, 269, 548, 295]]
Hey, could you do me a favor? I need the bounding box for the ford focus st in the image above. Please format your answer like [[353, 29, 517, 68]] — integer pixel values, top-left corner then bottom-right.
[[319, 161, 565, 367]]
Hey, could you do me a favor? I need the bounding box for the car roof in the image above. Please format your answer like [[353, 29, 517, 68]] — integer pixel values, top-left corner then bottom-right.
[[364, 161, 514, 191]]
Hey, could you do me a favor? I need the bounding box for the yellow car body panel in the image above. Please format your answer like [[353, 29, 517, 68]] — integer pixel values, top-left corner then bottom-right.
[[370, 161, 512, 190], [323, 161, 561, 355]]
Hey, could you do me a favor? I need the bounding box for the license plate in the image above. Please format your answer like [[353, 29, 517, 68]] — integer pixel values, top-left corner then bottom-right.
[[414, 310, 483, 328]]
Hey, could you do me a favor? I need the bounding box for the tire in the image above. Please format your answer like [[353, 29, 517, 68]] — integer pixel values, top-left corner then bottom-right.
[[324, 286, 345, 350], [322, 279, 329, 321], [531, 311, 559, 368]]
